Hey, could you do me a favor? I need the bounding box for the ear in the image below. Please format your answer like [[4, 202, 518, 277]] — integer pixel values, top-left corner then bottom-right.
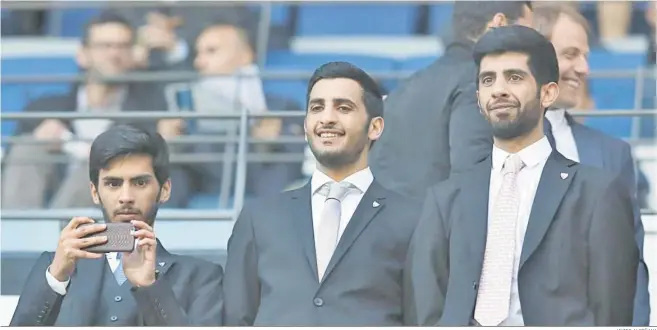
[[487, 13, 509, 30], [540, 82, 560, 109], [367, 116, 384, 142], [90, 182, 101, 205], [476, 90, 485, 115], [76, 46, 90, 70], [303, 119, 309, 142], [158, 179, 172, 204]]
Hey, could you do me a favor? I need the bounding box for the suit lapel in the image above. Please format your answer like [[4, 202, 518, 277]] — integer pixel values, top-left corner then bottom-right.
[[321, 181, 386, 283], [519, 151, 577, 269], [56, 257, 106, 326], [568, 115, 603, 167], [154, 240, 176, 277], [289, 183, 319, 281], [460, 158, 491, 279]]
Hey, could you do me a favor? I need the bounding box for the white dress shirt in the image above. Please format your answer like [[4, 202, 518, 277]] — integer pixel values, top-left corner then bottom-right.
[[488, 137, 552, 326], [310, 167, 374, 252], [545, 109, 580, 162], [46, 253, 121, 295]]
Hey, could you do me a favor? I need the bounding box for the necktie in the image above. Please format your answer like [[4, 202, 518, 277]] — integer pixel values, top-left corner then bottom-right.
[[475, 154, 525, 326], [315, 181, 354, 281], [543, 118, 557, 149], [114, 253, 128, 286]]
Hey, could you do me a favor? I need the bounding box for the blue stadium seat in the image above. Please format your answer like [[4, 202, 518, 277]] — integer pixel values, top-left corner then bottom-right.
[[585, 50, 646, 139], [187, 193, 234, 210], [398, 56, 438, 72], [427, 3, 454, 35], [295, 4, 420, 36], [1, 57, 79, 137], [263, 51, 398, 104], [45, 8, 103, 37]]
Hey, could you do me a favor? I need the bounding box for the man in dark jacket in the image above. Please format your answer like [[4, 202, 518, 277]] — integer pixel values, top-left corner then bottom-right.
[[1, 13, 167, 210], [370, 2, 534, 199]]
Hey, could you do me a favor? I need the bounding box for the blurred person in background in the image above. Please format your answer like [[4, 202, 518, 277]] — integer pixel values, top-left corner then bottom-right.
[[160, 21, 303, 207], [533, 4, 650, 325], [1, 13, 167, 210], [370, 1, 533, 199], [10, 125, 223, 326]]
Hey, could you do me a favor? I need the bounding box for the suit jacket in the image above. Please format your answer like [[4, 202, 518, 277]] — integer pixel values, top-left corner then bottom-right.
[[370, 40, 493, 199], [565, 114, 651, 325], [10, 242, 223, 326], [404, 151, 638, 326], [223, 180, 422, 326], [14, 82, 167, 137]]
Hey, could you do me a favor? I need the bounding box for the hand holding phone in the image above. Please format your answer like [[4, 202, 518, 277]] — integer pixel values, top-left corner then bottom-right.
[[49, 217, 108, 282]]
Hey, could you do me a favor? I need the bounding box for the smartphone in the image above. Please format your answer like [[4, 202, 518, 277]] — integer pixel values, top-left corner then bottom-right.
[[80, 222, 135, 253]]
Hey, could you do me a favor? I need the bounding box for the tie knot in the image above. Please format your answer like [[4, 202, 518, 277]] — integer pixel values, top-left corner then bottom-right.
[[502, 154, 525, 175], [320, 181, 356, 202]]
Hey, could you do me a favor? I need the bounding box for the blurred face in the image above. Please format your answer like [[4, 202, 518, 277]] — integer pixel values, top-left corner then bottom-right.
[[477, 52, 558, 140], [305, 78, 383, 169], [90, 154, 171, 226], [488, 4, 534, 31], [78, 23, 135, 78], [550, 13, 590, 108], [194, 25, 253, 75]]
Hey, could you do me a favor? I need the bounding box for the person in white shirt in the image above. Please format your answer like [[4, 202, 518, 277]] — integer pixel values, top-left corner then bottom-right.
[[10, 125, 223, 326], [223, 61, 422, 326], [533, 4, 650, 325], [404, 25, 638, 326]]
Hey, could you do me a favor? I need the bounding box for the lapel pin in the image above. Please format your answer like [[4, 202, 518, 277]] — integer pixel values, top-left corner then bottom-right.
[[158, 262, 165, 267], [373, 201, 380, 208], [560, 173, 568, 180]]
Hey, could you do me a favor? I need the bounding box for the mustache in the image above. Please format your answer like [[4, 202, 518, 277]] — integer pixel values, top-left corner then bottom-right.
[[487, 98, 520, 110]]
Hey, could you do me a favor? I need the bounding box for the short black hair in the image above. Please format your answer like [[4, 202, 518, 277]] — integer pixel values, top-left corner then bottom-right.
[[82, 12, 134, 46], [89, 125, 170, 187], [473, 25, 559, 88], [306, 61, 384, 121], [452, 1, 532, 41]]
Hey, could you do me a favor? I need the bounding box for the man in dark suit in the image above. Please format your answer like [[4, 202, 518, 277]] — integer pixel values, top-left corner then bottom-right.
[[404, 26, 638, 326], [533, 4, 650, 325], [10, 125, 223, 326], [1, 12, 167, 210], [370, 2, 534, 199], [223, 62, 421, 326]]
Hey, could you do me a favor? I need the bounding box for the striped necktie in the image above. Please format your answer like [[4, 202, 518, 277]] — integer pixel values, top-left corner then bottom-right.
[[114, 253, 128, 285]]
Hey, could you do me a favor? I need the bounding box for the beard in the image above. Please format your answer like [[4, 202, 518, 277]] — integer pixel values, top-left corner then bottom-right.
[[307, 128, 369, 170], [488, 98, 543, 140]]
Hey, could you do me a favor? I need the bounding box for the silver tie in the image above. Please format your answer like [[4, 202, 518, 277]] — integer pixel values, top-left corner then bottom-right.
[[315, 181, 354, 281], [114, 253, 128, 286], [474, 154, 525, 326]]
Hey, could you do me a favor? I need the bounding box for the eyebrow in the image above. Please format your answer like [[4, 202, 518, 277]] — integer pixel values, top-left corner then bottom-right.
[[102, 174, 154, 182], [478, 68, 529, 80], [308, 98, 357, 107]]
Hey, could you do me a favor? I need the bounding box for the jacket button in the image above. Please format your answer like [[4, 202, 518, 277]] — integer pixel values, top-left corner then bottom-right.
[[313, 297, 324, 307], [114, 295, 122, 302], [110, 316, 118, 322]]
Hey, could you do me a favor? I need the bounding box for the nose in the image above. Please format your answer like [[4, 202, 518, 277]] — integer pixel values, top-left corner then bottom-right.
[[118, 186, 135, 205], [575, 56, 590, 77], [491, 83, 511, 100], [318, 107, 338, 124]]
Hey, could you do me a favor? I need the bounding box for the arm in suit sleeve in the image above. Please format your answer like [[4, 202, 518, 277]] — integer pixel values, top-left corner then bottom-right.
[[588, 174, 638, 326], [10, 252, 65, 326], [448, 81, 492, 175], [130, 262, 224, 326], [616, 145, 651, 326], [403, 187, 449, 326], [222, 205, 261, 325]]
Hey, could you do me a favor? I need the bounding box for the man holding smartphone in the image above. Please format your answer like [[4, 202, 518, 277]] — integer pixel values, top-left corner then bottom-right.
[[10, 125, 224, 326]]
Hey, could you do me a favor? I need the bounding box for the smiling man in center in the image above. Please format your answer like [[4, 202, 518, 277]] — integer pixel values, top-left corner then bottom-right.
[[223, 61, 422, 326]]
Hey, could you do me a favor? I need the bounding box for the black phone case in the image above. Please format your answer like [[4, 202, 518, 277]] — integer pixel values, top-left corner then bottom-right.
[[80, 222, 135, 253]]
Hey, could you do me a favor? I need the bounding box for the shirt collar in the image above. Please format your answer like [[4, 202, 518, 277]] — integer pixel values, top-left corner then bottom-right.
[[544, 108, 570, 132], [311, 167, 374, 196], [76, 85, 127, 111], [492, 136, 552, 173]]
